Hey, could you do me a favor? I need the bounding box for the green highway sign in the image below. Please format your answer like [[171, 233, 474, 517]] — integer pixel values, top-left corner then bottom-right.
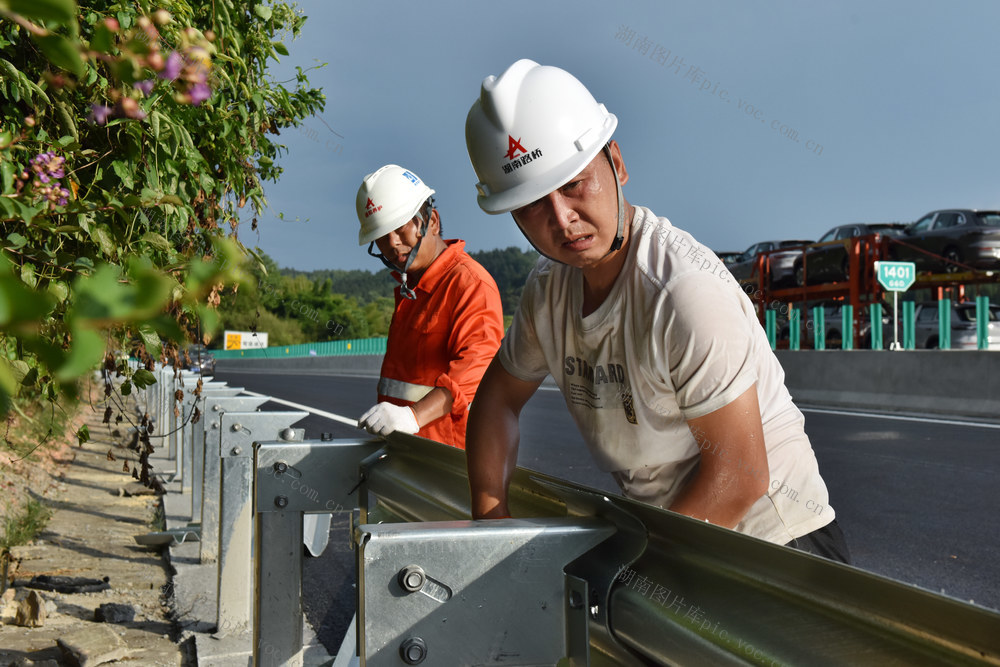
[[875, 261, 916, 292]]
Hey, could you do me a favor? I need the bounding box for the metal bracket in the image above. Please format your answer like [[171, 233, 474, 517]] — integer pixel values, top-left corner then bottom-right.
[[198, 396, 269, 564], [215, 410, 307, 641], [252, 439, 385, 666], [255, 439, 385, 514], [356, 517, 616, 667]]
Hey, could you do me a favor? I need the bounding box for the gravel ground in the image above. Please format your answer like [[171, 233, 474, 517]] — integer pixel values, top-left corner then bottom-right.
[[0, 384, 185, 666]]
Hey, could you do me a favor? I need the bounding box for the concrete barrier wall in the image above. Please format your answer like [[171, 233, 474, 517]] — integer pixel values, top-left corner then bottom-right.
[[216, 351, 999, 420], [776, 350, 1000, 420], [215, 354, 383, 377]]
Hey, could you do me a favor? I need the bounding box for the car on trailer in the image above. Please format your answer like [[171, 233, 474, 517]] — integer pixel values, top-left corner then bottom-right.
[[729, 239, 813, 289], [793, 223, 907, 286], [893, 209, 1000, 273], [913, 302, 1000, 350]]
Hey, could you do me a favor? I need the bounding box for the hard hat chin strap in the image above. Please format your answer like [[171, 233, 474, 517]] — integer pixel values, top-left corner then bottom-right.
[[604, 143, 626, 255], [368, 200, 434, 300]]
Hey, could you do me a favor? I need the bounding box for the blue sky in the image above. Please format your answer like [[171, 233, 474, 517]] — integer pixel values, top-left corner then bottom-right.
[[247, 0, 1000, 272]]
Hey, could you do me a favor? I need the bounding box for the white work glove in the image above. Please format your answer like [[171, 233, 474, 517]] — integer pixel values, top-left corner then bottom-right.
[[358, 402, 419, 437]]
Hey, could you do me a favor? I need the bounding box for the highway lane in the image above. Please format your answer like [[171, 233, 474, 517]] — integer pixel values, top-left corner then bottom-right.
[[212, 368, 1000, 651]]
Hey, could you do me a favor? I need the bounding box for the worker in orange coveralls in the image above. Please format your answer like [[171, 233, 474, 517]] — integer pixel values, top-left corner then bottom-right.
[[354, 164, 504, 448]]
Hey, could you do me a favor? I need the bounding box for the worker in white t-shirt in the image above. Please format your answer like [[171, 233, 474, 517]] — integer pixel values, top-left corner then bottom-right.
[[463, 59, 849, 562]]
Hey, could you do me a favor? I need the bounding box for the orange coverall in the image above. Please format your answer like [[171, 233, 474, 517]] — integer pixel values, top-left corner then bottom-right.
[[378, 240, 504, 448]]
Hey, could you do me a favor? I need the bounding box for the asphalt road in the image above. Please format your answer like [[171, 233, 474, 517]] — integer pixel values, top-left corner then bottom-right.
[[212, 368, 1000, 652]]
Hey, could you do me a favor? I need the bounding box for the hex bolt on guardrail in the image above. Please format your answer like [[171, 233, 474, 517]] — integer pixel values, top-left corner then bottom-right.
[[399, 636, 427, 665]]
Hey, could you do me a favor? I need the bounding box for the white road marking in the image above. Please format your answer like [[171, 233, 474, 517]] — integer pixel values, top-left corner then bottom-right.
[[800, 407, 1000, 430], [242, 390, 358, 427]]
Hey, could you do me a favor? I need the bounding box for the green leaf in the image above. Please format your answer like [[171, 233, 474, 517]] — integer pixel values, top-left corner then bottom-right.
[[6, 232, 28, 249], [0, 359, 16, 399], [137, 324, 162, 360], [90, 225, 115, 257], [76, 423, 90, 446], [20, 263, 36, 288], [0, 156, 13, 194], [0, 264, 54, 325], [34, 34, 86, 78], [120, 379, 131, 396], [47, 280, 69, 302], [8, 0, 77, 25], [54, 327, 104, 381], [272, 42, 288, 56], [8, 359, 29, 384], [21, 367, 38, 387], [89, 21, 114, 53], [254, 5, 272, 20], [140, 231, 172, 253], [132, 368, 156, 389], [150, 110, 162, 139], [111, 160, 134, 190], [0, 131, 11, 150]]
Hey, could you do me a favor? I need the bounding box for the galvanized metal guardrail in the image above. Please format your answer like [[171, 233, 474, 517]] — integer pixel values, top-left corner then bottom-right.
[[141, 367, 1000, 665], [249, 432, 1000, 666]]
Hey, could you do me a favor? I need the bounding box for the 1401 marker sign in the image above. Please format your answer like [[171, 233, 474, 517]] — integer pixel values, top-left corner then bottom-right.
[[875, 261, 916, 291]]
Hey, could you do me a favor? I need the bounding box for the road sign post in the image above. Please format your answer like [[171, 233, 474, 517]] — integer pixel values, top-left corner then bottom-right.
[[874, 261, 916, 350]]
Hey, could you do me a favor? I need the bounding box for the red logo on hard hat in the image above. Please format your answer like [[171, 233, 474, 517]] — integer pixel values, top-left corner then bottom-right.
[[365, 197, 382, 218], [505, 135, 528, 161]]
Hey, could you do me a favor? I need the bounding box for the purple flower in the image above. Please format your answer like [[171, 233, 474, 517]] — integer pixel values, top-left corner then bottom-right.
[[88, 104, 113, 125], [187, 82, 212, 106], [135, 79, 155, 96], [159, 51, 183, 80], [30, 152, 65, 182]]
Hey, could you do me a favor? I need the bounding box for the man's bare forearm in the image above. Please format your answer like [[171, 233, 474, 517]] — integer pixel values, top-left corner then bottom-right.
[[466, 357, 540, 519]]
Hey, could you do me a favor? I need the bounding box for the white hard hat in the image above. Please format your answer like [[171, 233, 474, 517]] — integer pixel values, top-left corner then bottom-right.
[[465, 59, 618, 214], [355, 165, 435, 245]]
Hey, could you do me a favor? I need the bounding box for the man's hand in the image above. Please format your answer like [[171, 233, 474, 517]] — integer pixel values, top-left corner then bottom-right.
[[358, 402, 419, 437]]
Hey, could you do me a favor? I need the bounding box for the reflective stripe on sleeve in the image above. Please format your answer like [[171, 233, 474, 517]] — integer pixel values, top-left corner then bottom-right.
[[378, 377, 434, 403]]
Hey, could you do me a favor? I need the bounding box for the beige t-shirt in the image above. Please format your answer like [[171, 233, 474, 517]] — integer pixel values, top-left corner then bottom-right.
[[499, 206, 832, 543]]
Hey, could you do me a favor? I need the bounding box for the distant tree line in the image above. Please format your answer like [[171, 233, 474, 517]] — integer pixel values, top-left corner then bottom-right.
[[216, 246, 539, 346]]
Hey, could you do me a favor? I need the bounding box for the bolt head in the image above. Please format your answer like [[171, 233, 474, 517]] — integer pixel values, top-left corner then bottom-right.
[[231, 447, 242, 456], [399, 637, 426, 664], [274, 496, 288, 508], [398, 565, 426, 593]]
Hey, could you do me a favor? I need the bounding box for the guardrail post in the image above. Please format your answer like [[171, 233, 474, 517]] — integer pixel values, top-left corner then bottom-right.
[[870, 303, 883, 349], [976, 295, 990, 349], [790, 308, 801, 350], [199, 395, 268, 564], [939, 297, 952, 349], [813, 305, 825, 350], [842, 304, 853, 350], [191, 385, 243, 523], [216, 410, 308, 640], [253, 439, 384, 666], [765, 309, 776, 350], [903, 300, 916, 349]]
